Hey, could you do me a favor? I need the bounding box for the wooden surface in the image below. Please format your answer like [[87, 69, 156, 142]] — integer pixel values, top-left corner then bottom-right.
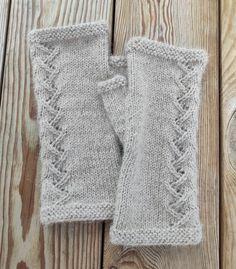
[[0, 0, 10, 85], [221, 0, 236, 268], [0, 1, 113, 268], [104, 1, 219, 268], [0, 0, 232, 268]]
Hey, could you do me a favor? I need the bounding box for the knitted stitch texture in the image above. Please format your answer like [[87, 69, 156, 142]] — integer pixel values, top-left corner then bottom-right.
[[28, 22, 121, 224], [98, 56, 127, 145], [109, 37, 208, 246]]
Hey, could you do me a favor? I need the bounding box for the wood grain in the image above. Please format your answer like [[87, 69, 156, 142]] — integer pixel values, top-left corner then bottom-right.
[[0, 0, 10, 87], [104, 0, 219, 268], [221, 0, 236, 268], [0, 0, 113, 268]]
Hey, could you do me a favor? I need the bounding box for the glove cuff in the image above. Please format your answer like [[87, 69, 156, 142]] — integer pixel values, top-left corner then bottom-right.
[[98, 74, 127, 93], [28, 21, 108, 44]]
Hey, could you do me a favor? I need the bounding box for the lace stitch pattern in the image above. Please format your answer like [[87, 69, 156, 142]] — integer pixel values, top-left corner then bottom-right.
[[29, 22, 118, 224], [166, 60, 205, 228], [32, 43, 70, 205], [110, 37, 208, 246]]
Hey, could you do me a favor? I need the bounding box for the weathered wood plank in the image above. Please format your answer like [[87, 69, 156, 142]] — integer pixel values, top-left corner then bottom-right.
[[221, 0, 236, 268], [0, 0, 113, 268], [0, 0, 10, 87], [104, 0, 219, 268]]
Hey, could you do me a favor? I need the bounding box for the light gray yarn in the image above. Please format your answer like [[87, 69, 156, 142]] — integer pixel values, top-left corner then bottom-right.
[[28, 22, 121, 224], [98, 56, 127, 145], [104, 37, 208, 246], [29, 19, 208, 247]]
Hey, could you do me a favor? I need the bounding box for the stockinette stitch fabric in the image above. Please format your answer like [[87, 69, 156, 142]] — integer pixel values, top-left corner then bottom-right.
[[98, 56, 128, 146], [28, 22, 122, 224], [101, 37, 208, 246]]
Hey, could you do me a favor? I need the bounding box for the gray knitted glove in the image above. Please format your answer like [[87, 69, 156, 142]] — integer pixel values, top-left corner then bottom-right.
[[98, 56, 127, 146], [109, 38, 208, 246], [28, 22, 121, 224]]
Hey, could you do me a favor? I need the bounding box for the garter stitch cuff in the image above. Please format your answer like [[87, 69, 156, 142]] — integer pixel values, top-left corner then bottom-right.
[[110, 38, 208, 246], [29, 22, 121, 224], [28, 21, 108, 43]]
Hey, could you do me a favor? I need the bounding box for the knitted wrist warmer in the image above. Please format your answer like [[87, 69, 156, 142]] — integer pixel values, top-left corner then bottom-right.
[[98, 56, 127, 145], [28, 22, 121, 224], [110, 37, 208, 246]]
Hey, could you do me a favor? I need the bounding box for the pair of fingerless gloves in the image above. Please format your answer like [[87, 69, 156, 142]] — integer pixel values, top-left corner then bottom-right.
[[28, 22, 208, 246]]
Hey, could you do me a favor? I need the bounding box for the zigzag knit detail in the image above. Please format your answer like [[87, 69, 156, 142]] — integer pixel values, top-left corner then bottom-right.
[[28, 21, 108, 44], [32, 43, 70, 205], [166, 59, 206, 228]]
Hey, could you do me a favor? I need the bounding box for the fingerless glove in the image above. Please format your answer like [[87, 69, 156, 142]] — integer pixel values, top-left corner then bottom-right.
[[107, 38, 208, 246], [29, 22, 121, 224]]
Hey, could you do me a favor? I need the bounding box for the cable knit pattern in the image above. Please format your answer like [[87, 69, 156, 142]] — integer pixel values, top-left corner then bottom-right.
[[29, 22, 121, 224], [110, 37, 208, 246]]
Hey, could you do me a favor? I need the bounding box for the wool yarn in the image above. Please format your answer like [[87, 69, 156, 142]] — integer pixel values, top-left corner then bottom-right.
[[29, 20, 209, 247], [104, 37, 208, 246], [28, 22, 121, 224], [98, 56, 127, 145]]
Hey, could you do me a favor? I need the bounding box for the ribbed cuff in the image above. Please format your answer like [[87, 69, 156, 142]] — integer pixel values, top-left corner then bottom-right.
[[41, 202, 114, 224]]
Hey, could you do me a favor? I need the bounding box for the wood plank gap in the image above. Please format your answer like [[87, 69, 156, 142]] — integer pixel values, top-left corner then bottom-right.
[[218, 0, 223, 267], [220, 0, 236, 268], [0, 1, 114, 268], [104, 1, 219, 268], [0, 0, 11, 101], [100, 222, 105, 269], [111, 0, 116, 54]]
